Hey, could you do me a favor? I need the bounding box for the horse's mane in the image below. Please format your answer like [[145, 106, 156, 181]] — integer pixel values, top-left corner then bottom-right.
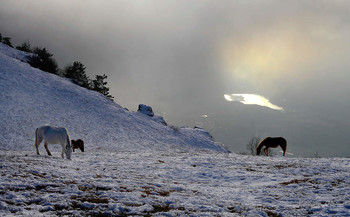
[[256, 137, 270, 155]]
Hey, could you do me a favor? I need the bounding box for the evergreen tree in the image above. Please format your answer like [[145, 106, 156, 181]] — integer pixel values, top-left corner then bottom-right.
[[92, 74, 114, 100], [2, 37, 13, 47], [64, 61, 90, 88], [16, 40, 32, 52], [0, 33, 2, 42], [28, 47, 58, 74]]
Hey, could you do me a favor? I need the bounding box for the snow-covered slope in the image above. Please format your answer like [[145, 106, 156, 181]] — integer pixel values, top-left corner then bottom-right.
[[0, 43, 227, 153]]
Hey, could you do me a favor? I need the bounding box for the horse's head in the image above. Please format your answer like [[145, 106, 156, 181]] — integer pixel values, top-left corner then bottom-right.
[[256, 147, 262, 155], [256, 143, 264, 155], [256, 137, 270, 156]]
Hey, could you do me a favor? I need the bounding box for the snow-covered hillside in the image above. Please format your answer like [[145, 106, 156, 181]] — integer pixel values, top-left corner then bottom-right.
[[0, 43, 227, 153], [1, 43, 350, 216]]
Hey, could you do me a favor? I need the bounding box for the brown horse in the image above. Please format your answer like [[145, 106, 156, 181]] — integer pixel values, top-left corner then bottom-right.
[[256, 137, 287, 156], [71, 139, 84, 152]]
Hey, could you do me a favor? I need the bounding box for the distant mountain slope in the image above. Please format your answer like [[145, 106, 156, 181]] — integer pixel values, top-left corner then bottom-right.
[[0, 43, 228, 153]]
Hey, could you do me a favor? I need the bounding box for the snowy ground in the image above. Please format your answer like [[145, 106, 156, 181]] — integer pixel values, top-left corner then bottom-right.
[[1, 149, 350, 216]]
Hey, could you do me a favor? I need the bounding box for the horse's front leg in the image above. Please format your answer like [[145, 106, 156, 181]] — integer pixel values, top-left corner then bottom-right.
[[61, 145, 65, 159], [35, 136, 43, 155], [44, 142, 52, 156], [35, 143, 40, 155], [264, 148, 269, 156]]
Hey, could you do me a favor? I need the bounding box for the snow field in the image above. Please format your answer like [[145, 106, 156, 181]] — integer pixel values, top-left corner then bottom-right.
[[1, 150, 350, 216]]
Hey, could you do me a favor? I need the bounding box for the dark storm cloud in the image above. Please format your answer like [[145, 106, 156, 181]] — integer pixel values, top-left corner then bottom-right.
[[1, 0, 350, 156]]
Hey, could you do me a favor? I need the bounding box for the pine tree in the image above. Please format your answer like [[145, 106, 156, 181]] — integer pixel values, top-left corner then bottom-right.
[[92, 74, 114, 100], [2, 37, 13, 47], [16, 41, 32, 52], [64, 61, 90, 88], [28, 47, 58, 74]]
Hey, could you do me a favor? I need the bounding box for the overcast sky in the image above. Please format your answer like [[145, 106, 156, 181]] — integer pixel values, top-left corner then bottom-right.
[[1, 0, 350, 156]]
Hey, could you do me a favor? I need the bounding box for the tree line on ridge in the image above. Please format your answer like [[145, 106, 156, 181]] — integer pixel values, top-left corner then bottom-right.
[[0, 33, 114, 100]]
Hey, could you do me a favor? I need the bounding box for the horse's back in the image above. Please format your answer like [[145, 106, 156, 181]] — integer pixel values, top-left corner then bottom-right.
[[261, 137, 286, 147], [38, 125, 69, 144], [266, 137, 286, 143], [276, 137, 287, 144], [271, 137, 287, 148]]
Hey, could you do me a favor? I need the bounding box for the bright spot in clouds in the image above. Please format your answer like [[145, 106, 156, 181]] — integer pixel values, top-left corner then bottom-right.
[[224, 94, 284, 111], [219, 31, 317, 88]]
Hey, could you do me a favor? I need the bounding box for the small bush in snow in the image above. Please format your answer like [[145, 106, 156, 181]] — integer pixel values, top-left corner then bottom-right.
[[170, 126, 180, 132], [246, 136, 260, 156]]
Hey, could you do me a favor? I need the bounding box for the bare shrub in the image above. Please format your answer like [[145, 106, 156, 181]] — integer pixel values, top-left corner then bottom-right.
[[246, 136, 260, 156]]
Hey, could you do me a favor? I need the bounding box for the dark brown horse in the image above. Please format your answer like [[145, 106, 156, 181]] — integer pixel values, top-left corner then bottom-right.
[[71, 139, 84, 152], [256, 137, 287, 156]]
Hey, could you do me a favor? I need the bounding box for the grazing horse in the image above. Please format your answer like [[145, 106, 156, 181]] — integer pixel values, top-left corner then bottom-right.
[[71, 139, 84, 152], [34, 125, 72, 160], [256, 137, 287, 156]]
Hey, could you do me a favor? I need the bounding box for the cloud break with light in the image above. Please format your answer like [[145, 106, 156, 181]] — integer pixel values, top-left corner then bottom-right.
[[224, 94, 284, 111]]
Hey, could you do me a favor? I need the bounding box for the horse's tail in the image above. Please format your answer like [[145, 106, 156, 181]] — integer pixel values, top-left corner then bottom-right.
[[80, 140, 84, 152], [281, 137, 287, 155]]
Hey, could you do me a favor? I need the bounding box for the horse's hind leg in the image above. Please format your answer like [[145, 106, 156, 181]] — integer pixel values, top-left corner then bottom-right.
[[35, 136, 43, 155], [35, 140, 41, 155], [44, 142, 52, 156]]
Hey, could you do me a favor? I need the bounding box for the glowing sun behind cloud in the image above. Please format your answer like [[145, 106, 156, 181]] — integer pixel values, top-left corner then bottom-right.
[[224, 94, 284, 111], [220, 30, 317, 87]]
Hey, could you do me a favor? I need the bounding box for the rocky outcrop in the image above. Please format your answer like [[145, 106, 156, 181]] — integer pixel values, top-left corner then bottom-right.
[[138, 104, 154, 117]]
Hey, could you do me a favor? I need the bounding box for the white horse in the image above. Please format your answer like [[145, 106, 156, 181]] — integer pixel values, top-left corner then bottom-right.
[[35, 125, 72, 160]]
